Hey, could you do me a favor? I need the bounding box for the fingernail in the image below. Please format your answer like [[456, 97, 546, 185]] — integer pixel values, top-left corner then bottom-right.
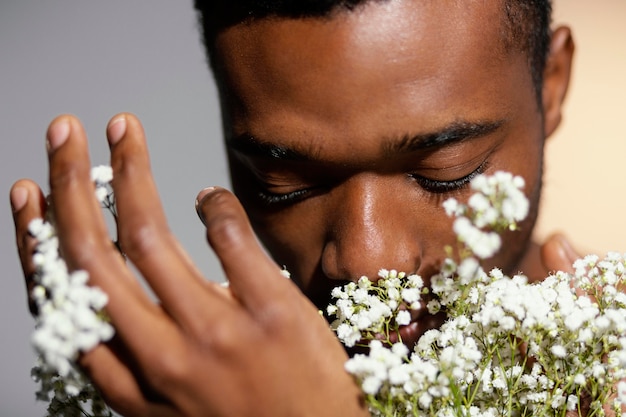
[[107, 116, 127, 145], [555, 234, 578, 262], [47, 119, 70, 151], [10, 186, 28, 212], [195, 187, 216, 225], [195, 187, 216, 209]]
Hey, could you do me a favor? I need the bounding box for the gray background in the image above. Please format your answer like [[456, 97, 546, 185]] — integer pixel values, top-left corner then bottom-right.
[[0, 1, 624, 416], [0, 2, 225, 415]]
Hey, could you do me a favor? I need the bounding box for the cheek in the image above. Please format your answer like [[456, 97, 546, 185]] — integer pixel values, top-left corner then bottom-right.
[[248, 202, 329, 290]]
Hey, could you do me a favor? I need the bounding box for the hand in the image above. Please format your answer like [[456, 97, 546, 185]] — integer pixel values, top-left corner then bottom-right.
[[11, 114, 368, 417]]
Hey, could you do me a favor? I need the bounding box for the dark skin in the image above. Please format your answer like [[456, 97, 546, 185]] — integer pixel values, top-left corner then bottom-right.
[[10, 0, 576, 416], [217, 0, 574, 345]]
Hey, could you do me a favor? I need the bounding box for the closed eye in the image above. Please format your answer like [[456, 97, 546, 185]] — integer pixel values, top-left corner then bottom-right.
[[256, 187, 311, 205], [409, 160, 488, 193]]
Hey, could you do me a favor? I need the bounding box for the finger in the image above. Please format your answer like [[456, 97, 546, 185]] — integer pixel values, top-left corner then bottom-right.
[[540, 233, 579, 274], [80, 344, 175, 417], [106, 113, 228, 327], [10, 179, 47, 314], [196, 187, 293, 313], [46, 116, 198, 405], [46, 115, 170, 350]]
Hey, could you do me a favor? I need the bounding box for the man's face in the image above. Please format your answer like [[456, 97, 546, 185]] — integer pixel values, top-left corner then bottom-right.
[[213, 0, 545, 334]]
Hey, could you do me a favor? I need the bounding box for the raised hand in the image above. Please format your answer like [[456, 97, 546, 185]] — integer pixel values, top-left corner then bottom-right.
[[11, 114, 368, 417]]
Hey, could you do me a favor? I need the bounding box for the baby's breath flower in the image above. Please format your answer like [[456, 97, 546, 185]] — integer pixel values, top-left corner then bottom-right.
[[29, 166, 117, 417], [550, 345, 567, 358], [330, 171, 626, 417]]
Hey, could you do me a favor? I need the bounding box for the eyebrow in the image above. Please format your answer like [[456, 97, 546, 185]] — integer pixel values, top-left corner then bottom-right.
[[227, 119, 505, 161], [383, 120, 505, 155], [227, 134, 311, 161]]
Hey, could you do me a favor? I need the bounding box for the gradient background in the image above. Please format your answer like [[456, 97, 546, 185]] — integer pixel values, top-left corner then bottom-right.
[[0, 1, 624, 415]]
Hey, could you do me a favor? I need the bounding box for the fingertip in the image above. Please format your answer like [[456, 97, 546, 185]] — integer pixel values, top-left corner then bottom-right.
[[541, 232, 579, 273], [10, 180, 42, 214], [550, 233, 578, 260], [106, 113, 147, 155], [195, 187, 218, 226], [195, 186, 218, 208], [195, 187, 251, 250], [107, 115, 127, 146], [541, 233, 564, 257], [46, 116, 71, 152], [10, 183, 28, 213], [561, 236, 580, 263]]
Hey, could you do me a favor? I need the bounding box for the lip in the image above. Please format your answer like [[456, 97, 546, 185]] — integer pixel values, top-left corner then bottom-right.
[[389, 308, 447, 349], [343, 308, 446, 357]]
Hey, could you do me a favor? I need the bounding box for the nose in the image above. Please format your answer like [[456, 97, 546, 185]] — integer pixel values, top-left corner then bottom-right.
[[321, 175, 422, 282]]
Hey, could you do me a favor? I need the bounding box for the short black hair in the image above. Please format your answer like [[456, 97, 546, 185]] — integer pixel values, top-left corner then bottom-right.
[[194, 0, 552, 104]]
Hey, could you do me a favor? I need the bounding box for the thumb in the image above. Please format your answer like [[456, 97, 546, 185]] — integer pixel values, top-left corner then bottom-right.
[[540, 233, 580, 274]]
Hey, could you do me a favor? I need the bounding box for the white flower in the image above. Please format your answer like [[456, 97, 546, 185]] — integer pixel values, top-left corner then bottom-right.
[[94, 186, 109, 203], [396, 310, 411, 326], [573, 373, 586, 386], [453, 218, 501, 259], [457, 258, 480, 283], [427, 299, 441, 314], [418, 392, 432, 408], [336, 323, 361, 347], [616, 381, 626, 406], [90, 165, 113, 184], [443, 198, 461, 217], [27, 167, 117, 416], [401, 287, 420, 304], [361, 376, 382, 395]]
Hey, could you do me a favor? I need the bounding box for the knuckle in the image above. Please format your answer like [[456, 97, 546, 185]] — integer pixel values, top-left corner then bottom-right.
[[111, 150, 143, 178], [18, 232, 37, 271], [259, 302, 298, 337], [17, 225, 33, 252], [145, 346, 191, 391], [205, 213, 245, 253], [195, 314, 260, 356], [65, 235, 106, 269], [200, 317, 240, 350], [118, 222, 167, 261]]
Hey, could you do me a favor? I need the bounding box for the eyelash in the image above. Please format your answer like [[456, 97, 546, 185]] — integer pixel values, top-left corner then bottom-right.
[[256, 187, 311, 205], [255, 161, 489, 205], [410, 161, 488, 194]]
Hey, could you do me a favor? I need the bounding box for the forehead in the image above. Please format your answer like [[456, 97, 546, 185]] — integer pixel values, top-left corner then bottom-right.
[[213, 0, 532, 158]]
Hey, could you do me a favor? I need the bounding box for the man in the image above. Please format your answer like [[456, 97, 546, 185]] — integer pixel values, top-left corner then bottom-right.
[[10, 0, 575, 415]]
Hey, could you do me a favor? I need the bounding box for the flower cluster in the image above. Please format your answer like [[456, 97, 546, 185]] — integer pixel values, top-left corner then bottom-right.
[[90, 165, 114, 207], [29, 166, 116, 417], [443, 171, 528, 259], [328, 270, 426, 348], [329, 171, 626, 417]]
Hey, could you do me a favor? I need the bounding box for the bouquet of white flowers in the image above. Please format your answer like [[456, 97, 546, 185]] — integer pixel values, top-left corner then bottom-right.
[[27, 168, 626, 417], [327, 172, 626, 417]]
